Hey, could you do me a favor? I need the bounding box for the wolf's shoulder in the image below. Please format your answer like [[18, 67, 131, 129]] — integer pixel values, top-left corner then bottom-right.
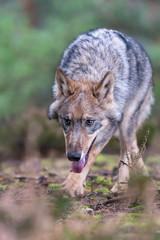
[[60, 28, 140, 62], [60, 28, 127, 75], [70, 28, 134, 43], [71, 28, 125, 45]]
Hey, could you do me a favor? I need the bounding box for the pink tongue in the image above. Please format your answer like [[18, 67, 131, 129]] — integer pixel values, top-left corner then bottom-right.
[[71, 157, 86, 173]]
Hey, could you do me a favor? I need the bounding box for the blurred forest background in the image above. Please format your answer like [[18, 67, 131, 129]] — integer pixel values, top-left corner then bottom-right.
[[0, 0, 160, 161]]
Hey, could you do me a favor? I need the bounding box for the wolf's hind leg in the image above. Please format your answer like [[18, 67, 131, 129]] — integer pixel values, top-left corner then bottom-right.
[[111, 129, 130, 193], [111, 132, 148, 193], [130, 138, 148, 175], [111, 87, 152, 193]]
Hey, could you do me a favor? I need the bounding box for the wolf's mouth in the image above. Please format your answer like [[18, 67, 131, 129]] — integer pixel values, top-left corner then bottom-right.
[[71, 137, 96, 173]]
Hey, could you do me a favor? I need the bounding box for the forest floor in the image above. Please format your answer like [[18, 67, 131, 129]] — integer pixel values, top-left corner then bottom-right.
[[0, 153, 160, 240]]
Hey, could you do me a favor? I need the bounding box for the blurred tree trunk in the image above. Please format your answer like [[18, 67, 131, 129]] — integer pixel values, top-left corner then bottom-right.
[[19, 0, 38, 27]]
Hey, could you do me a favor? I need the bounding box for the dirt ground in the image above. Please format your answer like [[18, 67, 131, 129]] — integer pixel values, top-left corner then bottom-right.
[[0, 153, 160, 240]]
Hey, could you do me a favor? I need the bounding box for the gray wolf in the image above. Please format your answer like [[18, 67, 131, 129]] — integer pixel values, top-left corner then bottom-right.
[[48, 28, 154, 197]]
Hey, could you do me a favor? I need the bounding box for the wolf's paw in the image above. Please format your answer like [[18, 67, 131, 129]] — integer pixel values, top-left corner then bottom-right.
[[111, 182, 128, 194], [62, 172, 85, 197]]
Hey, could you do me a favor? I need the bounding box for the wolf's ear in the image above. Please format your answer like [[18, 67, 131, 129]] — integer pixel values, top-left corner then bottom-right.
[[48, 101, 60, 120], [56, 68, 75, 97], [93, 72, 114, 103]]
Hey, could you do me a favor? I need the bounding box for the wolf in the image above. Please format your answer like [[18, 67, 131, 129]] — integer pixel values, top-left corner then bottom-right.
[[48, 28, 154, 197]]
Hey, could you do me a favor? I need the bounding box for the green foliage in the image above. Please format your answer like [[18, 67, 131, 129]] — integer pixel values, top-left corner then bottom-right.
[[94, 176, 112, 186], [86, 182, 92, 187], [93, 215, 101, 221], [0, 0, 160, 156], [0, 185, 7, 191], [0, 11, 53, 117], [51, 192, 73, 219], [48, 183, 61, 190], [0, 0, 160, 119], [96, 154, 118, 170], [93, 187, 110, 196], [119, 213, 141, 230], [96, 154, 107, 164]]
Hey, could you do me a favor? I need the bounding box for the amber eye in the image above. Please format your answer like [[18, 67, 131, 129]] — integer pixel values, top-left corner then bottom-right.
[[64, 117, 71, 126], [85, 119, 94, 127]]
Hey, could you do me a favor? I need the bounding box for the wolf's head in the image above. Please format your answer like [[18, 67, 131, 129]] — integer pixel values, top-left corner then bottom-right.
[[48, 68, 121, 173]]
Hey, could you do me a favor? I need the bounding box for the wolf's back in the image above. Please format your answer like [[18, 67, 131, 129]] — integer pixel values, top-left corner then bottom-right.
[[54, 28, 153, 115]]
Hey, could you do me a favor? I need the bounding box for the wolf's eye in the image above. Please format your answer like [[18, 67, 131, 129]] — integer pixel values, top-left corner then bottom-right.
[[64, 117, 71, 126], [85, 119, 94, 127]]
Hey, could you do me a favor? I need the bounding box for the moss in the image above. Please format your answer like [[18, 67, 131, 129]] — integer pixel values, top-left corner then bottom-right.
[[86, 182, 92, 187], [49, 183, 61, 189], [0, 185, 7, 191], [48, 184, 61, 194], [95, 176, 112, 186], [81, 205, 89, 210], [41, 158, 53, 169], [1, 163, 13, 174], [156, 181, 160, 186], [96, 154, 119, 170], [129, 205, 144, 210], [146, 165, 152, 173], [129, 213, 141, 218], [119, 221, 135, 229], [96, 154, 107, 164], [92, 165, 100, 171], [51, 192, 72, 219], [93, 187, 110, 196], [146, 155, 160, 164], [119, 213, 141, 230], [93, 215, 101, 220]]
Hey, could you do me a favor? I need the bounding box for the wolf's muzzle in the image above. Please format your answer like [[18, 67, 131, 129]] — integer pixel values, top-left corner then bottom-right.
[[67, 152, 81, 162]]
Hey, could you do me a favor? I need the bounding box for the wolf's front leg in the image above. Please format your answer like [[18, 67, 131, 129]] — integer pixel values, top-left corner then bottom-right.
[[62, 172, 86, 197], [62, 146, 99, 197]]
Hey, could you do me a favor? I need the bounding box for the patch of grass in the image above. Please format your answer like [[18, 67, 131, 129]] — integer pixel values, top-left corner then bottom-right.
[[96, 154, 107, 164], [156, 181, 160, 186], [1, 163, 13, 174], [93, 215, 101, 221], [119, 213, 141, 230], [94, 176, 113, 186], [129, 205, 144, 211], [41, 158, 53, 169], [48, 183, 61, 190], [51, 192, 73, 219], [96, 154, 118, 170], [146, 165, 152, 173], [92, 165, 101, 171], [146, 155, 160, 164], [93, 187, 110, 196], [48, 183, 61, 195], [129, 213, 141, 218], [86, 182, 92, 187], [0, 185, 7, 191]]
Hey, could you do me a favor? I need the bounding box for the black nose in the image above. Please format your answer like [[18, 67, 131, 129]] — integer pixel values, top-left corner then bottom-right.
[[67, 152, 81, 161]]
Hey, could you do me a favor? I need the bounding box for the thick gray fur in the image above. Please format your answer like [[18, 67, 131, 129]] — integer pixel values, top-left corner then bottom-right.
[[52, 28, 154, 126], [49, 28, 154, 196]]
